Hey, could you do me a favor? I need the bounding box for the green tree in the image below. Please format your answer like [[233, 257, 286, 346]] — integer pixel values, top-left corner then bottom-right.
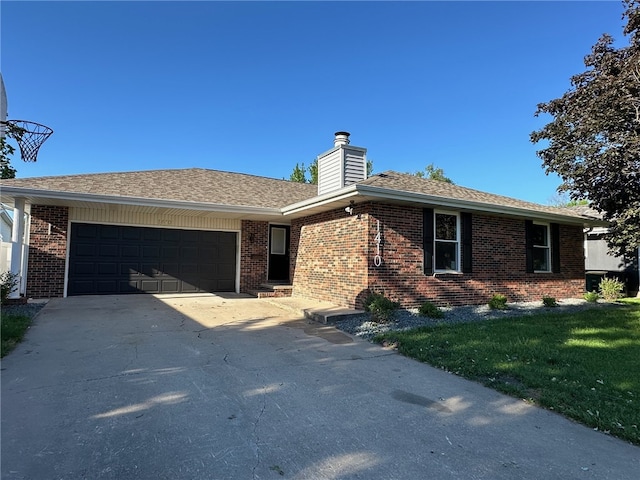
[[289, 162, 308, 183], [547, 192, 590, 207], [308, 159, 318, 184], [412, 163, 454, 183], [290, 158, 374, 185], [0, 122, 22, 179], [531, 0, 640, 257]]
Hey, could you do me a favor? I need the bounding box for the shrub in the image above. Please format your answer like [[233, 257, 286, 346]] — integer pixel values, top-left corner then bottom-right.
[[598, 276, 625, 301], [0, 272, 19, 305], [542, 296, 557, 307], [488, 294, 508, 310], [583, 291, 599, 303], [364, 292, 400, 322], [418, 301, 444, 319]]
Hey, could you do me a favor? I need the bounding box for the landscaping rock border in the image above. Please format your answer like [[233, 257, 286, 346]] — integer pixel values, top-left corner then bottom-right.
[[331, 298, 623, 341], [2, 302, 47, 319]]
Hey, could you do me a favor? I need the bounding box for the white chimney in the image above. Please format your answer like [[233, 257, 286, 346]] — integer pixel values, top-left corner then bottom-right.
[[317, 131, 367, 195]]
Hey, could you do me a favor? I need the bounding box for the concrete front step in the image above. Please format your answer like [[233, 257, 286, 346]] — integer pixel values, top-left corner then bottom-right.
[[264, 296, 365, 324], [247, 290, 275, 298], [248, 284, 293, 299]]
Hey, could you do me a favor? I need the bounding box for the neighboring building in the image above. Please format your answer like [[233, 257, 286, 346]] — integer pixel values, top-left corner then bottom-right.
[[568, 205, 640, 297], [0, 205, 12, 242], [0, 204, 13, 271], [585, 227, 639, 297], [0, 132, 605, 307]]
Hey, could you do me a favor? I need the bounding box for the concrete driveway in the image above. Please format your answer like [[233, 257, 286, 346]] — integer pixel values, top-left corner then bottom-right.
[[1, 294, 638, 479]]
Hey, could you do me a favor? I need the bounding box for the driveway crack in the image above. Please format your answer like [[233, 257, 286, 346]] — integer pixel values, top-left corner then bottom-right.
[[252, 378, 268, 479]]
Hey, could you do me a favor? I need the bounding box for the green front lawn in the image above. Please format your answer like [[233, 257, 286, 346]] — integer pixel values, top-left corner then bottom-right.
[[1, 312, 32, 357], [375, 302, 640, 445], [619, 297, 640, 306]]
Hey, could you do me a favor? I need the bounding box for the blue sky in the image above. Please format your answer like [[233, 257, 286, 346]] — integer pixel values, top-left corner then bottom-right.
[[1, 1, 629, 204]]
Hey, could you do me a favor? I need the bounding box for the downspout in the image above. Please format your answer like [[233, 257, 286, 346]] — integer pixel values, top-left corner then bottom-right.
[[583, 227, 593, 269], [20, 210, 30, 297]]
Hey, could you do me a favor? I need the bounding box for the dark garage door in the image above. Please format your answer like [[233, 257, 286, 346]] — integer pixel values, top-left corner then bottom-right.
[[68, 223, 237, 295]]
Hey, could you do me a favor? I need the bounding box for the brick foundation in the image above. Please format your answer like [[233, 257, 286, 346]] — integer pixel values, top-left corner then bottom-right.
[[26, 205, 69, 298]]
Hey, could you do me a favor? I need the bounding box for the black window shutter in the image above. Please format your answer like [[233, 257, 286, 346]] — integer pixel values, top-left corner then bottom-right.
[[423, 208, 434, 274], [551, 223, 561, 273], [525, 220, 534, 273], [461, 212, 472, 273]]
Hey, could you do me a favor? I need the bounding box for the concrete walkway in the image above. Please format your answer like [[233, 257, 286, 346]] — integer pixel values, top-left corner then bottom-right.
[[264, 295, 365, 323], [1, 294, 638, 479]]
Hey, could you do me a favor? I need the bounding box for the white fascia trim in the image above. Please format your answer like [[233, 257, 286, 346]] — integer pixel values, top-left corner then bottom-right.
[[281, 184, 359, 215], [281, 183, 603, 225], [353, 185, 606, 224], [0, 187, 282, 216]]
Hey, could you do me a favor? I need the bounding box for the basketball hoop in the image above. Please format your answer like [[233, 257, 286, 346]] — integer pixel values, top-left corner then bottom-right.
[[4, 119, 53, 162]]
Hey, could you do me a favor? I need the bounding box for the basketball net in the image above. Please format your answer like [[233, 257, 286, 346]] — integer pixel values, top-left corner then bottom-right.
[[3, 119, 53, 162]]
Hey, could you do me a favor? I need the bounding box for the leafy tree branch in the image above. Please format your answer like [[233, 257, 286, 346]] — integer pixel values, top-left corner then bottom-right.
[[289, 158, 373, 184], [0, 122, 24, 179], [411, 163, 454, 183], [531, 0, 640, 257]]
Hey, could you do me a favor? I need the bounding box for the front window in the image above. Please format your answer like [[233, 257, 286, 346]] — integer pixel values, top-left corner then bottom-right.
[[532, 223, 550, 272], [435, 212, 459, 271], [270, 227, 286, 255]]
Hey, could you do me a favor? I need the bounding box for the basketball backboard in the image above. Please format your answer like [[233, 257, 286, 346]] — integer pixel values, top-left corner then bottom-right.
[[0, 73, 7, 137], [0, 73, 53, 161]]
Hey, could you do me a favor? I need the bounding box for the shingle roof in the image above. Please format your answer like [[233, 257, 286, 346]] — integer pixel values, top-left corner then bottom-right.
[[0, 167, 601, 222], [359, 171, 592, 220], [568, 204, 602, 219], [0, 168, 319, 209]]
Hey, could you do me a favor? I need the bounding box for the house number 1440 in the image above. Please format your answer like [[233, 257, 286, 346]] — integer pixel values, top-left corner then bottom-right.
[[374, 220, 382, 267]]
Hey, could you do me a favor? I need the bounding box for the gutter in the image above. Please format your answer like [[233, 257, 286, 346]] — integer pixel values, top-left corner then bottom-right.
[[1, 184, 609, 226], [281, 184, 359, 215], [0, 186, 283, 217], [282, 184, 608, 226]]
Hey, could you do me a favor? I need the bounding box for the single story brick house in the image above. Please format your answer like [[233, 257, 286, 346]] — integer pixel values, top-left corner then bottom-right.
[[0, 132, 604, 308]]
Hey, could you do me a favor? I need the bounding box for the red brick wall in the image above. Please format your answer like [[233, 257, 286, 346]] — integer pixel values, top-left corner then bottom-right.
[[27, 205, 68, 298], [365, 204, 425, 307], [366, 204, 585, 308], [24, 202, 585, 306], [240, 220, 269, 292], [290, 209, 368, 307], [291, 203, 585, 308]]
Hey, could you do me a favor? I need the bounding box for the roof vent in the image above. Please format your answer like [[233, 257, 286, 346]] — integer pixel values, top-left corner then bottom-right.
[[334, 131, 350, 146]]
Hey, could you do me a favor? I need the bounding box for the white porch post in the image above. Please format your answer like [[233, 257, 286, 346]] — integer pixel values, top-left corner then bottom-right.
[[9, 197, 25, 299]]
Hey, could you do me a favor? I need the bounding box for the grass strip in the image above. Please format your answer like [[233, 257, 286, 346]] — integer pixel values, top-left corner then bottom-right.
[[375, 302, 640, 445], [1, 312, 32, 358]]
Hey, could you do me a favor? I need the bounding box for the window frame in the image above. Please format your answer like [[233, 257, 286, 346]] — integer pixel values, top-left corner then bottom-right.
[[532, 222, 551, 273], [433, 210, 461, 273], [270, 227, 287, 255]]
